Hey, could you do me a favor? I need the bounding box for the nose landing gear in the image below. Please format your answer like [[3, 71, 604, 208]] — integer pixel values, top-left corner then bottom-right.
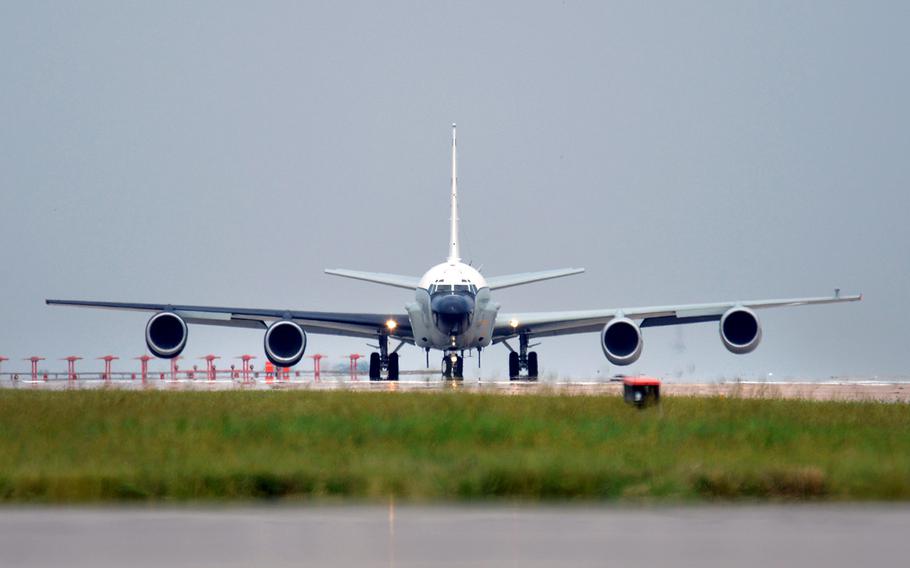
[[442, 352, 464, 380]]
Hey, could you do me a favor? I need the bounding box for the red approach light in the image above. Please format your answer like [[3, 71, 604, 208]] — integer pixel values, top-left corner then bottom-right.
[[97, 355, 119, 381], [199, 354, 221, 381], [347, 354, 364, 380], [234, 355, 257, 383], [167, 355, 183, 381], [134, 355, 154, 382], [24, 357, 45, 381], [61, 356, 83, 380], [308, 354, 327, 381]]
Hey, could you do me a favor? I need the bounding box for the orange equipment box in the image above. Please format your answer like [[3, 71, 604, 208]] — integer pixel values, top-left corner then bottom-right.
[[622, 376, 661, 408]]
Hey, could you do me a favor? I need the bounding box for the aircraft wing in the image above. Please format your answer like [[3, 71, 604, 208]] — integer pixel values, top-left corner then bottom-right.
[[46, 299, 413, 341], [493, 292, 862, 341]]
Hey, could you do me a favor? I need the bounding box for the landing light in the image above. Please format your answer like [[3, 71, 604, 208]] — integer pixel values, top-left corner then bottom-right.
[[509, 318, 519, 329], [385, 319, 398, 331]]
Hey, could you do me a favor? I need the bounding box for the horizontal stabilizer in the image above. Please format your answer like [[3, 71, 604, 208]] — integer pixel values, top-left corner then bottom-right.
[[486, 268, 585, 290], [324, 269, 420, 290]]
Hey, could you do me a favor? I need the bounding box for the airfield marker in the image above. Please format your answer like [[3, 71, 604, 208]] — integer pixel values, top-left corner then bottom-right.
[[200, 354, 221, 381], [347, 354, 364, 381], [622, 376, 662, 408], [62, 356, 82, 381], [134, 355, 153, 383], [169, 356, 182, 381], [98, 355, 119, 382], [24, 357, 45, 381], [308, 354, 326, 382], [235, 355, 256, 383]]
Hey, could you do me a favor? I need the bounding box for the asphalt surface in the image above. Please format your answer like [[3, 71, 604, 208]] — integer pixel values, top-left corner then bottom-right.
[[1, 505, 907, 567], [3, 374, 909, 402]]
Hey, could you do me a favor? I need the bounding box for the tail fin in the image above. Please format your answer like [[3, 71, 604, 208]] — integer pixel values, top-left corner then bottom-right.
[[324, 269, 420, 290], [485, 268, 586, 290], [448, 123, 460, 262]]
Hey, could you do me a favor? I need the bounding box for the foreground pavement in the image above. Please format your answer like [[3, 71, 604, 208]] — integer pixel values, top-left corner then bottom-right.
[[0, 505, 907, 567]]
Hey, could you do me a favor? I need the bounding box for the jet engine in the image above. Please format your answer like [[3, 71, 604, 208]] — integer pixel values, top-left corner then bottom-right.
[[720, 307, 762, 354], [145, 312, 188, 359], [601, 317, 643, 365], [264, 320, 307, 367]]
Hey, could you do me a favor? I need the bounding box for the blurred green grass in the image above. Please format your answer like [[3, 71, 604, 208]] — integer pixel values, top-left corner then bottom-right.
[[0, 389, 908, 502]]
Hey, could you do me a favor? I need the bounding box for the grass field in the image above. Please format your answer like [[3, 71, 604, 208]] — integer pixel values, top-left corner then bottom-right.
[[0, 389, 908, 502]]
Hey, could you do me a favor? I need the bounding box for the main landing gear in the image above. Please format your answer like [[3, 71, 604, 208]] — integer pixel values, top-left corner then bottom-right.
[[442, 352, 464, 380], [508, 333, 539, 381], [369, 335, 399, 381]]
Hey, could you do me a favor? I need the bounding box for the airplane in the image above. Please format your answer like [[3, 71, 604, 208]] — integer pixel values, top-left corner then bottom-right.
[[47, 124, 862, 381]]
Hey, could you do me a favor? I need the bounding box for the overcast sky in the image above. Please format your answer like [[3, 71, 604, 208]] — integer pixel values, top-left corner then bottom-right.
[[1, 1, 907, 380]]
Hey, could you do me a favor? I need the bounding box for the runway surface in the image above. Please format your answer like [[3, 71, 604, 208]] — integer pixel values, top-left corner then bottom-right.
[[1, 505, 907, 567], [2, 374, 909, 402]]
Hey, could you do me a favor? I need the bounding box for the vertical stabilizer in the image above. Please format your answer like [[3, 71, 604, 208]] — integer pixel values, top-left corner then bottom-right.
[[448, 123, 460, 262]]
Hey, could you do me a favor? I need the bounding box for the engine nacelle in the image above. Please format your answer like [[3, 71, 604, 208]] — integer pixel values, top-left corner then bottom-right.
[[145, 312, 188, 359], [264, 320, 307, 367], [720, 307, 762, 354], [601, 317, 643, 366]]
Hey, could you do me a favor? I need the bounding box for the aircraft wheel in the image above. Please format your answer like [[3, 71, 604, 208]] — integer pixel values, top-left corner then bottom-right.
[[508, 352, 520, 380], [442, 356, 453, 379], [387, 353, 399, 381], [369, 353, 381, 381], [453, 355, 464, 380], [527, 351, 539, 381]]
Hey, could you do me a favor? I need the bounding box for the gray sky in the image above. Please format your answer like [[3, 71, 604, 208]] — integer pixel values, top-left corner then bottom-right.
[[1, 1, 907, 380]]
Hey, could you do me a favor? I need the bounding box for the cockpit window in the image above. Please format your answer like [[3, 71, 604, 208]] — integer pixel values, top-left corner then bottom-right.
[[429, 283, 476, 295]]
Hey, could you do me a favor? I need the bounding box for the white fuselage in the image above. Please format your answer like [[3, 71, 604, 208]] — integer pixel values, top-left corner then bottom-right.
[[405, 261, 500, 351]]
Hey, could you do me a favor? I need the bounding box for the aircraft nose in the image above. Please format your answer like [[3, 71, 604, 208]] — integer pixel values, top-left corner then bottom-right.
[[431, 294, 474, 317]]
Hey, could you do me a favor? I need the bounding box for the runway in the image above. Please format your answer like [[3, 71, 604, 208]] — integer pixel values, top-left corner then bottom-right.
[[1, 505, 907, 567], [2, 374, 909, 402]]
